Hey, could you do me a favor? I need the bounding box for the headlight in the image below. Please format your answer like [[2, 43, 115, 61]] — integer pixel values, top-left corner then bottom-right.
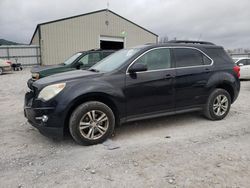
[[38, 83, 66, 101], [32, 73, 40, 80]]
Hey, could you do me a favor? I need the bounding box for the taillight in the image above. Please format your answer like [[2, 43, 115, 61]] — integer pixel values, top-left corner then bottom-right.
[[233, 66, 240, 78], [5, 60, 12, 65]]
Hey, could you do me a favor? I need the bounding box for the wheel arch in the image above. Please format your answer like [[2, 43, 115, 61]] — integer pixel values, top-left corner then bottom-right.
[[214, 82, 235, 103], [63, 92, 120, 135]]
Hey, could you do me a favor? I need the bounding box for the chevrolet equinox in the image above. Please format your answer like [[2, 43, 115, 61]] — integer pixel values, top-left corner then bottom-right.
[[24, 41, 240, 145]]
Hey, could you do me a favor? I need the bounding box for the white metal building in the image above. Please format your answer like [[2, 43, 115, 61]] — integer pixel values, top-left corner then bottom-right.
[[30, 9, 158, 65]]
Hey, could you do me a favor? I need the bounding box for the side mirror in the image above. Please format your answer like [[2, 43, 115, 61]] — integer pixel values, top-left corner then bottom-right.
[[75, 62, 82, 69], [128, 63, 147, 73], [238, 63, 244, 66]]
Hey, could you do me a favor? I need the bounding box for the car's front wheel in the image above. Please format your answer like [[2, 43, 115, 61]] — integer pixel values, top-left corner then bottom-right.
[[204, 88, 231, 120], [69, 101, 115, 145], [0, 68, 3, 75]]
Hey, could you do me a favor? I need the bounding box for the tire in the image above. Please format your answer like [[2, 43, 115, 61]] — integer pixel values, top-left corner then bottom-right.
[[204, 89, 231, 120], [69, 101, 115, 145], [0, 68, 3, 75]]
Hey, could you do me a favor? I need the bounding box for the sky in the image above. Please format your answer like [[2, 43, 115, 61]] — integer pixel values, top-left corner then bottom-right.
[[0, 0, 249, 49]]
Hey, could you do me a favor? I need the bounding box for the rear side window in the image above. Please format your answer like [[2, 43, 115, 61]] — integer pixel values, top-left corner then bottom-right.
[[237, 59, 247, 66], [174, 48, 211, 68], [247, 59, 250, 65], [134, 48, 171, 70]]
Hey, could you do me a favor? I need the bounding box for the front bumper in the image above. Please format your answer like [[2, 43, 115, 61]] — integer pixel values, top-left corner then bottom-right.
[[27, 78, 35, 89], [24, 91, 64, 138]]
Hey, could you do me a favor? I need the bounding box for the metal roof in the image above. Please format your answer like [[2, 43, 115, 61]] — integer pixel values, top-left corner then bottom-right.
[[30, 9, 158, 44]]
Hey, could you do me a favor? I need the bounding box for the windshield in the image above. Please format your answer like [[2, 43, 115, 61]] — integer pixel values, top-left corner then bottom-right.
[[63, 52, 82, 65], [90, 48, 141, 72]]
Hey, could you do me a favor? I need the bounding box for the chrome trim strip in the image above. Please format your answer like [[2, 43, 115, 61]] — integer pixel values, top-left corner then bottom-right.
[[126, 46, 214, 74]]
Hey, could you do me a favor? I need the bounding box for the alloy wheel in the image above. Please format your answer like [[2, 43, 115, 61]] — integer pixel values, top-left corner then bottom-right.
[[213, 94, 229, 116], [78, 110, 109, 140]]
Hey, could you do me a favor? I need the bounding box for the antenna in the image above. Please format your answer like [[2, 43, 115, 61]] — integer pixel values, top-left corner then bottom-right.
[[107, 1, 109, 10], [105, 1, 109, 27], [198, 34, 202, 41]]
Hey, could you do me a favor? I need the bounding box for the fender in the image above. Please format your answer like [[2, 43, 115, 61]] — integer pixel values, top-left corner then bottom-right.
[[58, 77, 126, 123], [206, 71, 240, 102]]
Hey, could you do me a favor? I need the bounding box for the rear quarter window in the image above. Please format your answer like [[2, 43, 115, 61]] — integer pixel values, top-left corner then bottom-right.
[[205, 48, 234, 64]]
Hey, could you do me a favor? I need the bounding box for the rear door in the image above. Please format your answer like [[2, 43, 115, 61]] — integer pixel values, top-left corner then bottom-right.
[[173, 48, 213, 109], [125, 48, 175, 118]]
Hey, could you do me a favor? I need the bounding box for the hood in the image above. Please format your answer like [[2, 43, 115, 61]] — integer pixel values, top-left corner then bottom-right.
[[33, 70, 102, 89], [31, 64, 64, 73]]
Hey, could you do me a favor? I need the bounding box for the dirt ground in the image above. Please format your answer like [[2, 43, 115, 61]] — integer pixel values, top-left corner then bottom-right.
[[0, 69, 250, 188]]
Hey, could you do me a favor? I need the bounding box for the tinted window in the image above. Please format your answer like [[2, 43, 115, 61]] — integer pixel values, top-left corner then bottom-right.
[[174, 48, 211, 67], [134, 48, 171, 70], [206, 48, 233, 64], [203, 55, 212, 65]]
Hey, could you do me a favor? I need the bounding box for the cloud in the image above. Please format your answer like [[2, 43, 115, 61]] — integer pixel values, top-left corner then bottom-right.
[[0, 0, 249, 49]]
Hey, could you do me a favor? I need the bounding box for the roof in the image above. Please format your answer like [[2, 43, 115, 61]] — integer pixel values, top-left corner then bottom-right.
[[30, 9, 158, 44], [147, 42, 220, 48]]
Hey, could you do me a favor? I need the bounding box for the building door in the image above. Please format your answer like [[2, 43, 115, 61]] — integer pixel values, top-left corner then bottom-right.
[[100, 36, 124, 50]]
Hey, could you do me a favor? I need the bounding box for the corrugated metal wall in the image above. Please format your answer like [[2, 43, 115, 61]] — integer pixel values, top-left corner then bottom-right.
[[0, 45, 40, 66], [37, 10, 157, 65], [31, 30, 39, 46]]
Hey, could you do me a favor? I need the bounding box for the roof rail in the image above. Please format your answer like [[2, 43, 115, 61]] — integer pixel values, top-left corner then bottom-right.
[[168, 40, 215, 45], [89, 48, 101, 51]]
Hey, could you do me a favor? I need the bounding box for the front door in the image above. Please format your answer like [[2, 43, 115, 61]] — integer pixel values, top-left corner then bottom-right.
[[125, 48, 175, 119]]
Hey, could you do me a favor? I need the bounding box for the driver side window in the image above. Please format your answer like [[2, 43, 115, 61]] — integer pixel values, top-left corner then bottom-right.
[[134, 48, 171, 71], [78, 53, 101, 67]]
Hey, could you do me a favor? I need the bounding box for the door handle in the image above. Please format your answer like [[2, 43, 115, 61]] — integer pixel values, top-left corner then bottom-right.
[[205, 68, 211, 73], [165, 74, 173, 79]]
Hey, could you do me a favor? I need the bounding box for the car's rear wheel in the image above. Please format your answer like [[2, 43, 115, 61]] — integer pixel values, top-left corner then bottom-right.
[[0, 68, 3, 75], [69, 101, 115, 145], [204, 88, 231, 120]]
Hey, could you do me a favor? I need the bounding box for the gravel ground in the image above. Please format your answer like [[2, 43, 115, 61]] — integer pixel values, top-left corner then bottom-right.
[[0, 69, 250, 188]]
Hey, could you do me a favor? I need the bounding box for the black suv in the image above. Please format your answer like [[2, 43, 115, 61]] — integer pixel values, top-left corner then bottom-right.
[[24, 41, 240, 145]]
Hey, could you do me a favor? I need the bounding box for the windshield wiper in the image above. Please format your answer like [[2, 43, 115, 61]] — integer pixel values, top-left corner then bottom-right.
[[88, 68, 100, 72]]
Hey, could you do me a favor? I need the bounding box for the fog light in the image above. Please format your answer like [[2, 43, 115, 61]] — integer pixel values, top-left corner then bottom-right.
[[36, 115, 48, 122], [42, 115, 48, 122]]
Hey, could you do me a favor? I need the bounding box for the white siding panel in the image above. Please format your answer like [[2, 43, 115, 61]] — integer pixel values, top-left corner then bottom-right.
[[40, 10, 157, 65], [31, 30, 39, 46]]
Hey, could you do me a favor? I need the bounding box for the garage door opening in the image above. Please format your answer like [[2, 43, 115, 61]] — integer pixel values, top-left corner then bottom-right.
[[100, 36, 124, 50], [100, 40, 124, 50]]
